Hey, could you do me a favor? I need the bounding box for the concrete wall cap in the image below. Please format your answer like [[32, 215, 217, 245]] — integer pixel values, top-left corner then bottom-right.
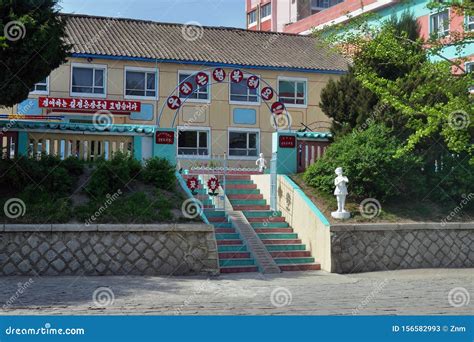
[[331, 222, 474, 231]]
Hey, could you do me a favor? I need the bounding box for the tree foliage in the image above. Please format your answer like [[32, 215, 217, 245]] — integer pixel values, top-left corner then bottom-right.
[[0, 0, 69, 107]]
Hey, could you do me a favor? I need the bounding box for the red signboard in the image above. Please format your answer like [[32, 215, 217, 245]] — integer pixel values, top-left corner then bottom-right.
[[271, 101, 285, 115], [195, 72, 209, 87], [155, 131, 175, 145], [179, 82, 193, 96], [212, 68, 226, 82], [167, 96, 182, 110], [230, 69, 244, 83], [261, 87, 274, 101], [279, 135, 296, 148], [39, 97, 140, 112], [247, 76, 259, 89]]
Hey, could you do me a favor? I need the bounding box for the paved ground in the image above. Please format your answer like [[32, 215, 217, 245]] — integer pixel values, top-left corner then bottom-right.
[[0, 269, 472, 315]]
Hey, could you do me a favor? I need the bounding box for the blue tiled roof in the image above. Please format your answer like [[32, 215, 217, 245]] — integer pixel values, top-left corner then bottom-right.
[[296, 131, 332, 140]]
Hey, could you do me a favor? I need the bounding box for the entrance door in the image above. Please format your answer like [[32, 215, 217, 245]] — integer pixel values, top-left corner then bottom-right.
[[297, 139, 330, 173]]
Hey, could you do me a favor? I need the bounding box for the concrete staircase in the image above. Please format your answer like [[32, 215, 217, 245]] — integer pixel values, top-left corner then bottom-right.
[[227, 176, 321, 272]]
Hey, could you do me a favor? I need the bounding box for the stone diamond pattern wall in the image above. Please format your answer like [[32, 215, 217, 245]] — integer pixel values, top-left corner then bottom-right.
[[331, 229, 474, 274], [0, 231, 219, 276]]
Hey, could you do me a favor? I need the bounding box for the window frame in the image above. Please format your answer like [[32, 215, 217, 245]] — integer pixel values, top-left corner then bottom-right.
[[466, 14, 474, 31], [277, 76, 308, 108], [430, 9, 450, 38], [124, 66, 159, 100], [178, 70, 211, 104], [227, 127, 260, 160], [177, 126, 211, 158], [261, 3, 272, 20], [70, 62, 107, 98], [229, 73, 261, 106], [248, 10, 257, 26], [30, 76, 50, 95], [465, 61, 474, 74]]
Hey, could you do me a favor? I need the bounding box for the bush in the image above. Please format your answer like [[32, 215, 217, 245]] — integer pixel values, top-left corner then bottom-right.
[[304, 124, 425, 201], [86, 153, 142, 198], [142, 157, 176, 190]]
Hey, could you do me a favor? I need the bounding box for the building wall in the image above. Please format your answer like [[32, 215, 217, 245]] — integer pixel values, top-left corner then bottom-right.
[[7, 57, 341, 167]]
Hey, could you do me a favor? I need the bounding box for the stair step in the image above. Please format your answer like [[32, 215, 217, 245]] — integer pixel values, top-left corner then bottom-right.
[[227, 194, 263, 200], [224, 180, 254, 185], [266, 244, 306, 251], [213, 222, 233, 228], [226, 175, 251, 180], [216, 233, 240, 240], [247, 216, 286, 222], [204, 210, 226, 217], [262, 239, 302, 245], [251, 222, 289, 228], [208, 216, 228, 223], [254, 228, 294, 233], [218, 245, 248, 252], [220, 266, 259, 273], [215, 228, 236, 233], [225, 184, 257, 189], [219, 258, 255, 267], [279, 264, 321, 271], [274, 257, 315, 264], [230, 199, 267, 206], [218, 252, 251, 259], [270, 251, 312, 258], [258, 233, 299, 239], [243, 211, 282, 217], [233, 205, 270, 210], [217, 240, 243, 245], [226, 189, 260, 195]]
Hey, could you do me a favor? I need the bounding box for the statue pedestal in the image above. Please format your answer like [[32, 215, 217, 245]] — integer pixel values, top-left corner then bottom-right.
[[331, 211, 350, 220]]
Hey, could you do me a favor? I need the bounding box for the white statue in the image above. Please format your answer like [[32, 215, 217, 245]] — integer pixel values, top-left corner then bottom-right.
[[331, 167, 350, 219], [256, 153, 267, 173]]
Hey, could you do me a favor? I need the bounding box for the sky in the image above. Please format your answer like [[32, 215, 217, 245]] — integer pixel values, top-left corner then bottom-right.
[[58, 0, 246, 28]]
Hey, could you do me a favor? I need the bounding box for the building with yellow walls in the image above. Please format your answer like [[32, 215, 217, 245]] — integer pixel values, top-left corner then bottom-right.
[[0, 14, 348, 170]]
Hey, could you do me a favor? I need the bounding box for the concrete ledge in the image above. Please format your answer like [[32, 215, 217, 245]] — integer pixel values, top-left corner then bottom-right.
[[2, 223, 214, 233], [331, 222, 474, 232]]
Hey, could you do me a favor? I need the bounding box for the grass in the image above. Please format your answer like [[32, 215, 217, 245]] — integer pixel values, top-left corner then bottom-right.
[[291, 174, 474, 224]]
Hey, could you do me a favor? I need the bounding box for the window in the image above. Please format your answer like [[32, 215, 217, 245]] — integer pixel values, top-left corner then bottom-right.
[[465, 62, 474, 73], [230, 75, 259, 104], [30, 77, 49, 94], [178, 128, 209, 157], [430, 10, 449, 37], [467, 15, 474, 31], [178, 71, 210, 102], [228, 130, 258, 158], [248, 10, 257, 25], [278, 77, 307, 106], [125, 67, 157, 99], [71, 63, 106, 97], [261, 3, 271, 19]]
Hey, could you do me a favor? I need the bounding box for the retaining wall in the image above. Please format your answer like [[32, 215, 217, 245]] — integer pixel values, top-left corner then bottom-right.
[[0, 224, 219, 276]]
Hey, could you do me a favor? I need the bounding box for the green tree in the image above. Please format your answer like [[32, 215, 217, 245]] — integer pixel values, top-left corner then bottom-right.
[[0, 0, 69, 107]]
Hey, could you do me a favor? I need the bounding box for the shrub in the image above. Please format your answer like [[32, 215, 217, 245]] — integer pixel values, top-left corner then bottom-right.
[[86, 153, 142, 198], [304, 124, 425, 201], [142, 157, 176, 190]]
